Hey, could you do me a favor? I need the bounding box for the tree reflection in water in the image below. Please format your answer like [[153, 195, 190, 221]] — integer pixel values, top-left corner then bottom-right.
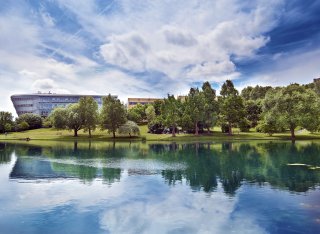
[[3, 140, 320, 194]]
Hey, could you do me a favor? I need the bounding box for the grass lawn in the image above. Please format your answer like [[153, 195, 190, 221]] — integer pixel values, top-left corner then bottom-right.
[[1, 125, 320, 142]]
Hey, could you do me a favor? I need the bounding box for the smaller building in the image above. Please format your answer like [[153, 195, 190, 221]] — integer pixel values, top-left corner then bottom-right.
[[127, 98, 162, 109], [177, 95, 187, 102]]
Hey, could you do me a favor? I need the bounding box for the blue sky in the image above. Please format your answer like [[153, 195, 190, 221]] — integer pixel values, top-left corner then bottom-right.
[[0, 0, 320, 114]]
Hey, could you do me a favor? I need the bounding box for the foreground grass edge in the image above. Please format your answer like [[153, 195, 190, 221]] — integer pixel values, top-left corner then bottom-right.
[[1, 126, 320, 142]]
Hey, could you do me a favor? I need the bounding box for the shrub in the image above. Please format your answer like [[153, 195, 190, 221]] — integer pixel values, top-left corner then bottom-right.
[[17, 121, 29, 131], [16, 113, 42, 129]]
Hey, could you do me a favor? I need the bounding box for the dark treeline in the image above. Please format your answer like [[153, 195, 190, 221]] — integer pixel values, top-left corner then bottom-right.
[[1, 79, 320, 139], [3, 141, 320, 194]]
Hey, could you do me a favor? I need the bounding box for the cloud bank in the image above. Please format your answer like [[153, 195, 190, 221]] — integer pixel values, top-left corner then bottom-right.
[[0, 0, 319, 114]]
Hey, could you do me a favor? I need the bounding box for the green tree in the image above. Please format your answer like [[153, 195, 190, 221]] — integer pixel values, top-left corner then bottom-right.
[[245, 100, 262, 128], [152, 100, 163, 116], [145, 105, 156, 125], [127, 104, 147, 123], [17, 121, 29, 131], [184, 88, 205, 135], [262, 84, 320, 140], [301, 89, 320, 132], [0, 111, 13, 133], [202, 81, 218, 133], [219, 80, 245, 135], [241, 86, 253, 100], [50, 107, 68, 129], [79, 96, 98, 137], [66, 103, 82, 137], [4, 123, 12, 132], [118, 121, 140, 137], [220, 80, 238, 97], [256, 113, 282, 136], [101, 94, 127, 138], [162, 94, 180, 137], [16, 113, 42, 129]]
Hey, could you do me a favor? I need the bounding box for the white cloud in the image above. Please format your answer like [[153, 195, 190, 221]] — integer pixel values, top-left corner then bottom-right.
[[100, 32, 149, 71], [1, 154, 267, 234], [2, 0, 318, 113], [99, 182, 267, 234], [237, 48, 320, 90], [162, 26, 197, 47], [97, 0, 282, 84]]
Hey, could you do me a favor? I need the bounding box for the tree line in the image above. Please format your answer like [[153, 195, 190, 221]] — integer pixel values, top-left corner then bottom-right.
[[128, 79, 320, 140], [1, 79, 320, 140]]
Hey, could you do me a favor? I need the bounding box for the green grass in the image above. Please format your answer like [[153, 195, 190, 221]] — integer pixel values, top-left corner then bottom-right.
[[1, 125, 320, 142]]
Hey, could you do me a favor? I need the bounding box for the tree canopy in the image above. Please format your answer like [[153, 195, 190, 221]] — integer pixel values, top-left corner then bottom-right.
[[100, 94, 127, 138], [219, 80, 245, 135], [79, 96, 98, 137], [16, 113, 42, 130], [262, 84, 320, 139], [0, 111, 13, 133]]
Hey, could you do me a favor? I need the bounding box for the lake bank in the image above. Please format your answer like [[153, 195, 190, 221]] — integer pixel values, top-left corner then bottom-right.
[[1, 125, 320, 142]]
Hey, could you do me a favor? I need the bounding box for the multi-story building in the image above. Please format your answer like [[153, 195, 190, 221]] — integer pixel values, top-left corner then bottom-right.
[[127, 98, 162, 109], [11, 92, 114, 117]]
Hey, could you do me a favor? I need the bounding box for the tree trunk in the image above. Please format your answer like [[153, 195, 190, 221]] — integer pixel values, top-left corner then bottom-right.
[[290, 126, 295, 140], [89, 128, 91, 138], [195, 122, 199, 135], [172, 124, 176, 137], [113, 131, 116, 138], [207, 127, 210, 134], [74, 129, 78, 137], [228, 122, 232, 136]]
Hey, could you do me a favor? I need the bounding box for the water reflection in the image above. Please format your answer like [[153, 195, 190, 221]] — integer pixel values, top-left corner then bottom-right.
[[1, 141, 320, 234], [3, 141, 320, 194]]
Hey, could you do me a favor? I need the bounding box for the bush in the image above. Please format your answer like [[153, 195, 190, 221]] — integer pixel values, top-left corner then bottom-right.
[[17, 121, 29, 132], [118, 121, 140, 137], [4, 123, 12, 132], [42, 118, 53, 128], [16, 113, 42, 129]]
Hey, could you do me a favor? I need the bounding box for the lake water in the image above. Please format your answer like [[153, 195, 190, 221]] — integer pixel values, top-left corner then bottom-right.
[[0, 140, 320, 234]]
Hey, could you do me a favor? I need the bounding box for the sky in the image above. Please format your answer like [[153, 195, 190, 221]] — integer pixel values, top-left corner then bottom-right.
[[0, 0, 320, 115]]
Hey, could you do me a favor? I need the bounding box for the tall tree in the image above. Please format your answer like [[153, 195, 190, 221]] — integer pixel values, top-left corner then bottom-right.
[[202, 81, 218, 133], [145, 105, 156, 124], [79, 96, 98, 137], [184, 88, 205, 135], [66, 103, 82, 137], [245, 100, 262, 128], [162, 94, 180, 137], [241, 86, 253, 100], [152, 100, 163, 116], [100, 94, 127, 138], [220, 80, 238, 97], [0, 111, 13, 133], [219, 80, 245, 135]]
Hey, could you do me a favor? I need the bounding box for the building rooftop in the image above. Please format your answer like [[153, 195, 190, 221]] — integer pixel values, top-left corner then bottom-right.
[[11, 93, 110, 97]]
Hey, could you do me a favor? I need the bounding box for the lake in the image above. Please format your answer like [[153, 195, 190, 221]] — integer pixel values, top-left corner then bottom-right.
[[0, 140, 320, 234]]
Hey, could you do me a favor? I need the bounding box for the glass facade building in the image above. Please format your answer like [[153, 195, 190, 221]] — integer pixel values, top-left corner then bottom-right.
[[11, 93, 113, 117]]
